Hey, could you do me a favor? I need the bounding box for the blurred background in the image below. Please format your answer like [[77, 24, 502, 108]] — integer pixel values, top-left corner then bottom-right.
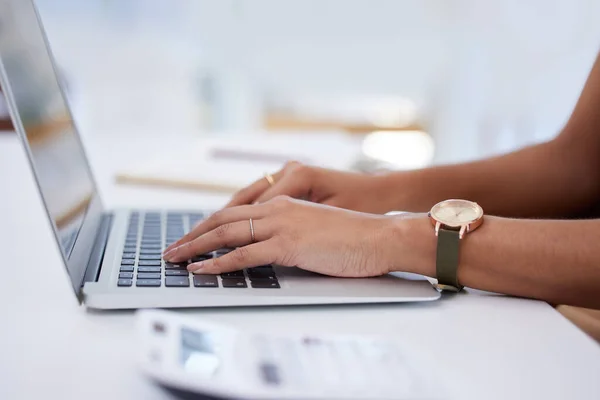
[[2, 0, 600, 169]]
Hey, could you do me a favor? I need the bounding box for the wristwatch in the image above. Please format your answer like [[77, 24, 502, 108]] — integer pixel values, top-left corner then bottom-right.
[[428, 199, 484, 292]]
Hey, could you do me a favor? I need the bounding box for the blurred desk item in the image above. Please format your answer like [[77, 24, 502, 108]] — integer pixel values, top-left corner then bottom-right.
[[114, 132, 360, 195], [115, 173, 240, 194], [262, 94, 425, 135], [264, 112, 425, 135], [210, 147, 312, 164], [2, 133, 600, 400], [0, 119, 12, 131], [0, 88, 13, 132]]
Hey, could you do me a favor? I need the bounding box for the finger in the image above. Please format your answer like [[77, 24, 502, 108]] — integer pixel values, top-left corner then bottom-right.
[[225, 170, 285, 208], [165, 219, 274, 263], [187, 240, 279, 274], [254, 175, 307, 204], [164, 204, 268, 253]]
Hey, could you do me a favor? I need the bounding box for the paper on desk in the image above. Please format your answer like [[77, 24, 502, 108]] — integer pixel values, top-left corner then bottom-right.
[[116, 132, 361, 193]]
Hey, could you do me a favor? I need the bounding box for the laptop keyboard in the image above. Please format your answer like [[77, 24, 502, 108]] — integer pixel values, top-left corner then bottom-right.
[[117, 212, 280, 289]]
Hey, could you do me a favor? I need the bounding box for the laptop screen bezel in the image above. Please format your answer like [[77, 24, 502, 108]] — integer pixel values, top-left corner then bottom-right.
[[0, 0, 105, 296]]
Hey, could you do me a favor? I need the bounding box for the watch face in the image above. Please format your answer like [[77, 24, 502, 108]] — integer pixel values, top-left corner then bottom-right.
[[430, 199, 483, 227]]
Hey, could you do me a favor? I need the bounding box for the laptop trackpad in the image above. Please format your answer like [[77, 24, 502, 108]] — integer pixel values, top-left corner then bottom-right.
[[275, 266, 432, 290]]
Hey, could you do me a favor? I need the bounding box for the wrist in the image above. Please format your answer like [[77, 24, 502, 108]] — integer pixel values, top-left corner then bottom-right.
[[377, 172, 422, 213], [381, 213, 436, 277]]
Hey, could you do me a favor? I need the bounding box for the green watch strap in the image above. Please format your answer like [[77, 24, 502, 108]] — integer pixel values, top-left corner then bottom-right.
[[435, 228, 463, 291]]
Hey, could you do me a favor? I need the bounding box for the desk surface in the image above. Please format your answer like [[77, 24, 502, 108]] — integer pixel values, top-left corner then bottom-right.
[[1, 132, 599, 400]]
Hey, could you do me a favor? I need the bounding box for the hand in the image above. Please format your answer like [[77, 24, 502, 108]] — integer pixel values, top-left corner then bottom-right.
[[225, 161, 394, 214], [163, 196, 394, 278]]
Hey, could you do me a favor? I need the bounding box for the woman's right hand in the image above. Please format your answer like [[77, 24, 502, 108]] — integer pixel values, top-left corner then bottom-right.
[[225, 161, 395, 214]]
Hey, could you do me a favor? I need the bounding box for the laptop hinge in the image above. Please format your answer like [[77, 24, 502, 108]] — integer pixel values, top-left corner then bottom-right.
[[81, 212, 114, 287]]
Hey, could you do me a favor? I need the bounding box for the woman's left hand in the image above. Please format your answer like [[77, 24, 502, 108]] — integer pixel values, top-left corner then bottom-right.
[[163, 196, 394, 277]]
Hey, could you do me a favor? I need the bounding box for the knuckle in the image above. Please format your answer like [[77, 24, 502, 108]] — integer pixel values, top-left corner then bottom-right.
[[293, 163, 312, 179], [214, 223, 231, 239], [231, 247, 250, 263], [284, 160, 302, 171], [205, 212, 221, 229], [269, 195, 294, 211], [211, 255, 222, 270]]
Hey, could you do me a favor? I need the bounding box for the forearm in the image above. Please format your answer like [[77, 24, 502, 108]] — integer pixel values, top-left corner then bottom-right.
[[381, 133, 599, 218], [388, 215, 600, 309], [380, 53, 600, 218]]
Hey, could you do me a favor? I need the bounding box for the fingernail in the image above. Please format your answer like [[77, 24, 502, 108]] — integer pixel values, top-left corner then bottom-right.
[[163, 247, 178, 261], [187, 262, 204, 273]]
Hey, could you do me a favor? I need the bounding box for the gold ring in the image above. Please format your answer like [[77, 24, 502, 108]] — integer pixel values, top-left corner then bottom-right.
[[264, 173, 275, 187], [249, 218, 256, 243]]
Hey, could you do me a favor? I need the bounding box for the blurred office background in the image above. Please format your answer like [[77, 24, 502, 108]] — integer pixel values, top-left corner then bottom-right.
[[4, 0, 600, 168]]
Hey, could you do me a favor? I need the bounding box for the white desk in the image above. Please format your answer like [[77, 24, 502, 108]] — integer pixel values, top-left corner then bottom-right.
[[1, 132, 599, 400]]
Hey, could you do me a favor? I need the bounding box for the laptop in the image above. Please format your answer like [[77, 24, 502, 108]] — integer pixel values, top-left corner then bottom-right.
[[0, 0, 440, 309]]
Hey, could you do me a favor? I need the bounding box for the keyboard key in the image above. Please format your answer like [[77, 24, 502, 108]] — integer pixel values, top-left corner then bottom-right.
[[117, 279, 132, 287], [119, 272, 134, 279], [166, 269, 188, 276], [136, 279, 161, 287], [191, 254, 212, 263], [165, 262, 188, 269], [138, 260, 161, 266], [165, 276, 190, 287], [251, 280, 281, 289], [247, 267, 277, 280], [121, 259, 135, 266], [138, 266, 161, 273], [221, 271, 245, 278], [139, 249, 162, 255], [120, 266, 134, 272], [222, 278, 248, 288], [193, 275, 218, 288], [121, 253, 136, 260], [215, 248, 234, 256], [142, 236, 161, 241], [137, 273, 161, 279], [139, 254, 161, 260], [141, 243, 162, 248], [123, 247, 137, 253]]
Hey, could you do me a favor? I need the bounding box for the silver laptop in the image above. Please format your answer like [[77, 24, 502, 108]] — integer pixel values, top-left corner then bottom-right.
[[0, 0, 440, 309]]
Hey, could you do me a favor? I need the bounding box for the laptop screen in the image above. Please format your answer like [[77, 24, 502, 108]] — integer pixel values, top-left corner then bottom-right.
[[0, 0, 97, 259]]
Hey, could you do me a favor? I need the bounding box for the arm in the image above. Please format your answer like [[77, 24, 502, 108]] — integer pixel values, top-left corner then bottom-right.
[[383, 53, 600, 218], [391, 215, 600, 309]]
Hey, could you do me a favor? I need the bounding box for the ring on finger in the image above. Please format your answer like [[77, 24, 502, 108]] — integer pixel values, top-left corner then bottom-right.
[[249, 218, 256, 243], [264, 173, 275, 187]]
